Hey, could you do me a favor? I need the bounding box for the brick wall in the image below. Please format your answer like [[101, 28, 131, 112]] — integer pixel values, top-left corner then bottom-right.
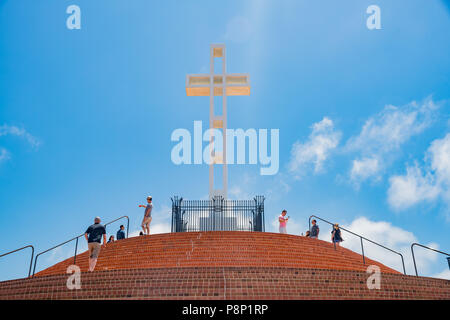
[[0, 267, 448, 300], [1, 231, 448, 300], [33, 231, 400, 277]]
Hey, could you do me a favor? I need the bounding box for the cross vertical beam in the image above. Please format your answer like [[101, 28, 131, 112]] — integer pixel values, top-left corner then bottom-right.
[[186, 44, 250, 199], [209, 44, 227, 198]]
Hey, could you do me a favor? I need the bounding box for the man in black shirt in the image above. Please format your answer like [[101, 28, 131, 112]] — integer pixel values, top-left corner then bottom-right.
[[84, 216, 107, 272]]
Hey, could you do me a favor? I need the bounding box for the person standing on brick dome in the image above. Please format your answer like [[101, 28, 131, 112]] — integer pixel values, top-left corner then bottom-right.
[[116, 225, 126, 240], [331, 223, 343, 247], [279, 210, 289, 234], [84, 216, 107, 272], [310, 219, 320, 239], [139, 196, 153, 235]]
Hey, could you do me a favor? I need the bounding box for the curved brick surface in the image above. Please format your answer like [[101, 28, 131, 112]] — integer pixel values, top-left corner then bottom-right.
[[34, 231, 401, 277], [1, 232, 449, 300], [0, 267, 448, 300]]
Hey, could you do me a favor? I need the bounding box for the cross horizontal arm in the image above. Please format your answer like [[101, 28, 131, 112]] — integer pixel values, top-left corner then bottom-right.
[[186, 73, 250, 96]]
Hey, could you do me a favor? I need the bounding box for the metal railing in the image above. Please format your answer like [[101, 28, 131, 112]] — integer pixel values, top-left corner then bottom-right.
[[0, 245, 34, 278], [308, 215, 406, 274], [32, 215, 129, 277], [411, 243, 450, 277], [171, 196, 265, 232]]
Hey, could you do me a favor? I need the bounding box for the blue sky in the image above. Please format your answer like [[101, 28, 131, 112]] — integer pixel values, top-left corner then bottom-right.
[[0, 0, 449, 281]]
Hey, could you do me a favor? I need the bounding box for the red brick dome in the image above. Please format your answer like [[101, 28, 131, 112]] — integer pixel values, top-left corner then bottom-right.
[[0, 232, 448, 299], [35, 231, 399, 276]]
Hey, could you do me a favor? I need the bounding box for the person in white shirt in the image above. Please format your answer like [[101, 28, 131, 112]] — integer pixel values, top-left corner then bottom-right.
[[139, 196, 153, 235], [279, 210, 289, 234]]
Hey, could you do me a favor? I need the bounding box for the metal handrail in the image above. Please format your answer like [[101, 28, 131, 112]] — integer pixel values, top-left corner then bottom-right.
[[32, 215, 129, 277], [411, 243, 449, 277], [308, 215, 406, 275], [0, 245, 34, 278], [104, 215, 130, 238]]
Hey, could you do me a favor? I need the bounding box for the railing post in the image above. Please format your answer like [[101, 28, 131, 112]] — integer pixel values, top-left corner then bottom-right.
[[74, 237, 79, 265], [447, 257, 450, 270], [126, 217, 129, 238], [360, 237, 365, 265], [411, 244, 419, 276], [400, 254, 406, 275], [261, 203, 264, 231], [32, 254, 38, 277], [28, 246, 34, 278], [308, 216, 311, 235]]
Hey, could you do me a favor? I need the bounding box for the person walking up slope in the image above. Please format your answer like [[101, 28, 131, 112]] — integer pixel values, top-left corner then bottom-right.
[[84, 217, 107, 272]]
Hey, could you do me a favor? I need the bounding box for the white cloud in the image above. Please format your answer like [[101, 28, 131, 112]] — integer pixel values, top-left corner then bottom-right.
[[288, 117, 341, 178], [388, 165, 440, 210], [0, 124, 41, 165], [0, 148, 10, 163], [350, 157, 380, 184], [387, 133, 450, 212], [229, 185, 252, 200], [334, 217, 440, 276], [433, 268, 450, 280], [347, 99, 437, 154], [429, 133, 450, 184], [228, 173, 255, 200], [45, 245, 76, 265], [0, 124, 41, 149], [265, 173, 291, 201], [346, 98, 438, 182]]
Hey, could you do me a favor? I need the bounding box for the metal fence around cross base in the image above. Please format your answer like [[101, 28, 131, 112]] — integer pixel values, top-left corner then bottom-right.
[[171, 196, 265, 232]]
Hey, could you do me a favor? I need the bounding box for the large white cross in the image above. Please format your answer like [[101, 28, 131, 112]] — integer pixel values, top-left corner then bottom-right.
[[186, 44, 250, 199]]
